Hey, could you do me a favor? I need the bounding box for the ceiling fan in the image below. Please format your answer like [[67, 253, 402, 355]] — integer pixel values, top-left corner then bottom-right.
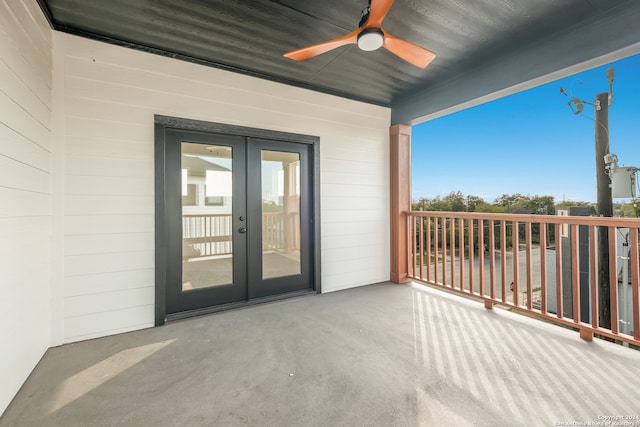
[[283, 0, 436, 68]]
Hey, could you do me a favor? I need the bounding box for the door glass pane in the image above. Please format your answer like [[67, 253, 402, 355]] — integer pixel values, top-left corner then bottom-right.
[[261, 150, 301, 279], [181, 143, 233, 291]]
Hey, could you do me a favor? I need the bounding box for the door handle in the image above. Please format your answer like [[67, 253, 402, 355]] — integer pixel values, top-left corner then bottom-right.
[[238, 227, 247, 234]]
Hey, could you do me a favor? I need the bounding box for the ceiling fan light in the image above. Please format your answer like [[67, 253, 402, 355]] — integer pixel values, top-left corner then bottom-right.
[[357, 29, 384, 51]]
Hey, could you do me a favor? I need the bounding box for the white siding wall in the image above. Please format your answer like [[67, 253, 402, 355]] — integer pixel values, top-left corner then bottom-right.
[[58, 33, 391, 343], [0, 0, 52, 416]]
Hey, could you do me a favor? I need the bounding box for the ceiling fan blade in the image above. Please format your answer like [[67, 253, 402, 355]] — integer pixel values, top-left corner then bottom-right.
[[366, 0, 395, 28], [284, 30, 360, 61], [382, 32, 436, 68]]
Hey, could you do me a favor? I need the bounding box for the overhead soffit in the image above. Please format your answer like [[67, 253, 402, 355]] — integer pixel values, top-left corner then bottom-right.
[[38, 0, 640, 124]]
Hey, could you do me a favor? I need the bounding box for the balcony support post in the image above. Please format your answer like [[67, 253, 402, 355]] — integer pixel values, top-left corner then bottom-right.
[[390, 124, 412, 283], [579, 329, 594, 341]]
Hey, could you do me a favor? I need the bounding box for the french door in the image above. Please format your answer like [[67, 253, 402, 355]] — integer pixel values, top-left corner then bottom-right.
[[161, 128, 315, 318]]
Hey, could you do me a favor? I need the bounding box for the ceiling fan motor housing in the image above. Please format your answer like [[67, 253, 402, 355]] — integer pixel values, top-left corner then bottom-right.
[[357, 28, 384, 51]]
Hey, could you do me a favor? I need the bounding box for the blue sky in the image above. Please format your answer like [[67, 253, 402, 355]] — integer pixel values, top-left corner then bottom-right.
[[412, 53, 640, 204]]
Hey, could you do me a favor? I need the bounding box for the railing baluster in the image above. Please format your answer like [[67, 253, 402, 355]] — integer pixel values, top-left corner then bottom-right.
[[490, 220, 496, 300], [609, 226, 619, 335], [426, 217, 432, 282], [540, 222, 547, 314], [571, 224, 580, 324], [555, 223, 563, 319], [469, 219, 475, 294], [419, 216, 424, 281], [411, 215, 416, 278], [513, 220, 519, 306], [501, 220, 507, 303], [630, 227, 640, 340], [450, 217, 456, 288], [526, 221, 533, 311], [202, 216, 207, 255], [442, 217, 447, 286], [589, 225, 599, 329], [411, 217, 422, 277], [459, 218, 465, 292], [434, 217, 439, 284], [478, 219, 484, 297]]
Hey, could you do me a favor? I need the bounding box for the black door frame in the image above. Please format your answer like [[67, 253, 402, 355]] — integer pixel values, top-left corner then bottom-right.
[[154, 115, 321, 325]]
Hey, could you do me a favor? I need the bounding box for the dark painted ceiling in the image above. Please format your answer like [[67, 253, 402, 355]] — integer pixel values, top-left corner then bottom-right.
[[38, 0, 640, 124]]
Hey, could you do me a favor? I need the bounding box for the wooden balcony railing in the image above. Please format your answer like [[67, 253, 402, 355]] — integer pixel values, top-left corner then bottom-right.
[[183, 214, 233, 258], [406, 211, 640, 346], [183, 212, 299, 259]]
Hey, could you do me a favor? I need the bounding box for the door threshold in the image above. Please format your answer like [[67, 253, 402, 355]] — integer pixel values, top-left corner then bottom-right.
[[165, 289, 317, 322]]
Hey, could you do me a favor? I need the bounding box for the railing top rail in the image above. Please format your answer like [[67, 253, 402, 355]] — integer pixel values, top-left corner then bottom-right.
[[182, 214, 233, 218], [405, 210, 640, 226]]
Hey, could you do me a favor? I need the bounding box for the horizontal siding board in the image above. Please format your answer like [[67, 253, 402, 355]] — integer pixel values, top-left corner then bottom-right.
[[322, 233, 386, 250], [320, 145, 388, 163], [65, 251, 154, 277], [20, 0, 52, 47], [321, 183, 386, 198], [65, 232, 153, 255], [0, 5, 51, 102], [0, 1, 51, 73], [65, 117, 151, 141], [0, 59, 51, 128], [0, 227, 50, 262], [323, 262, 388, 278], [64, 175, 153, 196], [65, 155, 153, 177], [0, 188, 50, 218], [65, 135, 152, 159], [321, 158, 387, 175], [2, 260, 50, 300], [65, 95, 152, 124], [0, 216, 50, 239], [64, 287, 154, 318], [64, 323, 155, 344], [64, 85, 383, 139], [323, 268, 388, 285], [0, 90, 50, 150], [321, 171, 387, 187], [0, 154, 50, 193], [0, 123, 50, 171], [319, 136, 388, 153], [322, 197, 387, 211], [64, 57, 384, 129], [65, 269, 154, 297], [65, 214, 154, 235], [322, 272, 389, 293], [65, 195, 154, 216], [321, 209, 386, 224], [63, 305, 154, 343], [322, 245, 388, 264], [322, 220, 388, 237]]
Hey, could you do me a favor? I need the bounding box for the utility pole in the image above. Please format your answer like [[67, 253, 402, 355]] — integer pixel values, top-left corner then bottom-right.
[[594, 91, 612, 329], [562, 68, 615, 330]]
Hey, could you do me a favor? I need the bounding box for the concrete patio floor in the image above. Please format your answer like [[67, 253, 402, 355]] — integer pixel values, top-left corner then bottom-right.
[[2, 282, 639, 426]]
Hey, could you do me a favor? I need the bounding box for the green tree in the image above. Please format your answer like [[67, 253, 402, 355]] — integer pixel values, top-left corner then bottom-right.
[[466, 195, 486, 212], [529, 195, 555, 215], [494, 193, 530, 213], [444, 191, 466, 212], [474, 202, 506, 213]]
